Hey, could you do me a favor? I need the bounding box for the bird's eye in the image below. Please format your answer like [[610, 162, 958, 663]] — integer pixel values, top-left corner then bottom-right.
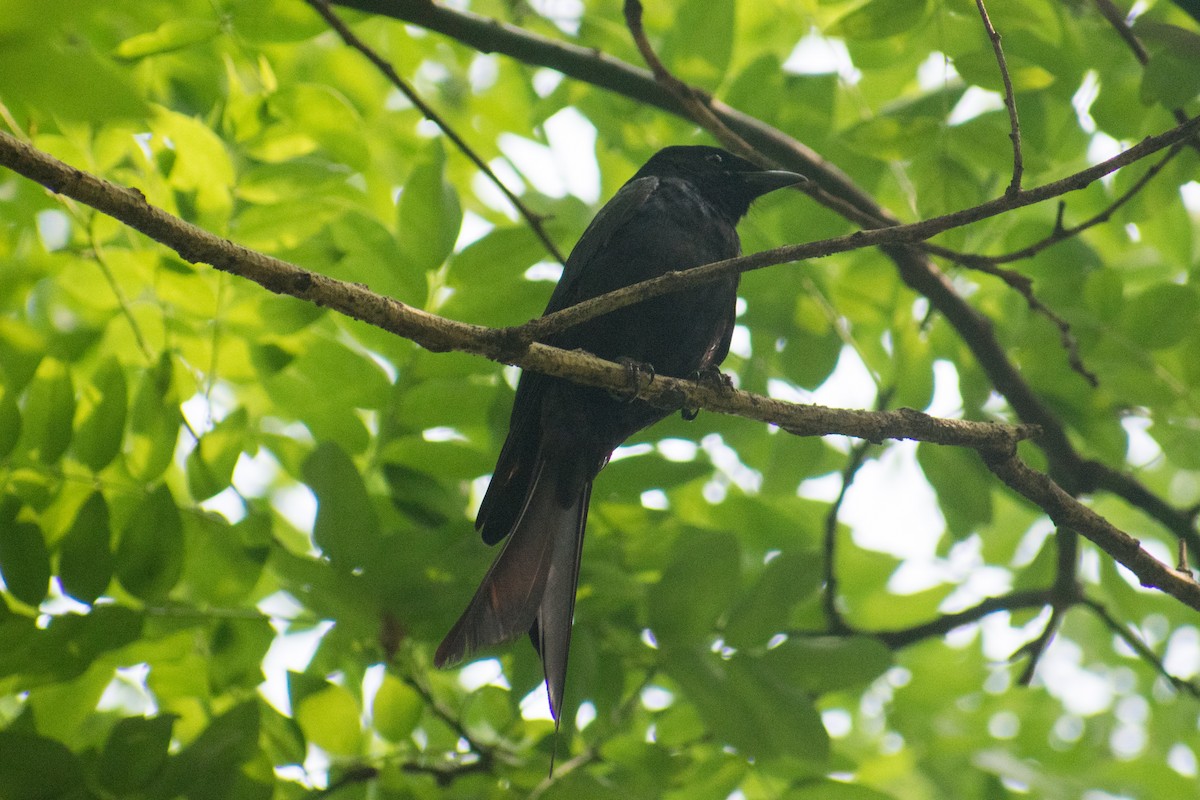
[[705, 152, 723, 165]]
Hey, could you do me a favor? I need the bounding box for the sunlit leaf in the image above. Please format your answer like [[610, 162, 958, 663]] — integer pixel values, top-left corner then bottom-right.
[[372, 673, 424, 742]]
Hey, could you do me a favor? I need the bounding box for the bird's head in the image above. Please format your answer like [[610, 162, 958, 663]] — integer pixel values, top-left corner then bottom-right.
[[633, 145, 805, 222]]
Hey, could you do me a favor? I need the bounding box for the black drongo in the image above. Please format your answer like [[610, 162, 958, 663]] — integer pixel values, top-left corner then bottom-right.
[[435, 145, 803, 721]]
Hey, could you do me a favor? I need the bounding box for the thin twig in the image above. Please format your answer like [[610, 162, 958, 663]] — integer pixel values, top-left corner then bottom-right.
[[821, 440, 870, 634], [399, 671, 500, 767], [622, 0, 756, 161], [958, 142, 1186, 267], [975, 0, 1023, 194], [1092, 0, 1149, 64], [822, 389, 894, 633], [1016, 526, 1079, 685], [926, 141, 1188, 387], [871, 589, 1056, 648], [304, 0, 566, 264], [1079, 596, 1200, 699]]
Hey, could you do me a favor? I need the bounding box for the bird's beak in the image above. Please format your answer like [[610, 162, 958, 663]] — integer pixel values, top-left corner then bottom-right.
[[741, 169, 806, 196]]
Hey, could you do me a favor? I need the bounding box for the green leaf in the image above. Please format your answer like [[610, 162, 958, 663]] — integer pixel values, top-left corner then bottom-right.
[[917, 443, 992, 539], [1123, 283, 1200, 349], [723, 550, 824, 649], [226, 0, 327, 42], [833, 0, 929, 39], [397, 143, 462, 274], [0, 385, 20, 458], [186, 407, 249, 501], [58, 492, 113, 604], [72, 357, 127, 472], [126, 354, 182, 483], [1138, 23, 1200, 107], [113, 19, 221, 60], [95, 715, 175, 794], [20, 357, 74, 464], [0, 521, 50, 605], [208, 618, 275, 693], [764, 636, 893, 693], [152, 108, 235, 221], [648, 530, 741, 648], [0, 41, 146, 121], [0, 731, 86, 800], [660, 0, 736, 85], [151, 701, 267, 800], [296, 685, 362, 756], [372, 674, 423, 743], [303, 441, 382, 569], [785, 781, 898, 800], [382, 462, 458, 528], [115, 484, 184, 601], [662, 649, 829, 763]]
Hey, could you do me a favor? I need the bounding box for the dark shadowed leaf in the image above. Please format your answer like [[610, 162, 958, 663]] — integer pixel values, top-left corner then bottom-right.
[[0, 521, 50, 605], [116, 484, 184, 601], [95, 714, 176, 794], [58, 492, 113, 603], [303, 441, 382, 569], [72, 357, 127, 471]]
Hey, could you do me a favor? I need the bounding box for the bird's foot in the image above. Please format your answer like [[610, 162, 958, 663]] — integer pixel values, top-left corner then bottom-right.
[[681, 366, 732, 420], [610, 357, 655, 402]]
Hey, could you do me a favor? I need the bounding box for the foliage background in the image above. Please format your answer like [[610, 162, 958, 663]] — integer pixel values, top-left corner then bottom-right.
[[1, 0, 1199, 797]]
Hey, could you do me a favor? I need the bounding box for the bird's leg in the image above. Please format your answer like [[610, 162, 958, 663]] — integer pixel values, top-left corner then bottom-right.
[[681, 366, 733, 420], [610, 357, 655, 402]]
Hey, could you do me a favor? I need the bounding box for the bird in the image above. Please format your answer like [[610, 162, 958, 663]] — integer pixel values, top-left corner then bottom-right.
[[434, 145, 803, 722]]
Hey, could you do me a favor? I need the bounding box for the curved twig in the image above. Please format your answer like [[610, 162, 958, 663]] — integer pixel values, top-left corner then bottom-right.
[[974, 0, 1023, 194]]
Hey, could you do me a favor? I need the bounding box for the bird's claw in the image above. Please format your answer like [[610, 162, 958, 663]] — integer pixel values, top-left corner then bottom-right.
[[609, 357, 655, 402], [681, 366, 732, 420]]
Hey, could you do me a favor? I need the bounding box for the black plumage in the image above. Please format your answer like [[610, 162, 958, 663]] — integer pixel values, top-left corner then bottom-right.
[[435, 145, 802, 720]]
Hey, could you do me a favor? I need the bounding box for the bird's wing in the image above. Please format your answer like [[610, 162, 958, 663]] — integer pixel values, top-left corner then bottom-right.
[[543, 175, 659, 314], [476, 176, 659, 544]]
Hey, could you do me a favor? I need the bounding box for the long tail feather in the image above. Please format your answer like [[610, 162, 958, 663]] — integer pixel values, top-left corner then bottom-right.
[[435, 461, 589, 724]]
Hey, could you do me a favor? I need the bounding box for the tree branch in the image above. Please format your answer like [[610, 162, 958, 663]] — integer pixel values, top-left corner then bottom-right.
[[873, 590, 1055, 649], [1079, 596, 1200, 699], [981, 449, 1200, 612]]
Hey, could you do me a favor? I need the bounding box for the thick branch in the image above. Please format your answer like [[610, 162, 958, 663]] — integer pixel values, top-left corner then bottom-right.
[[4, 121, 1196, 611]]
